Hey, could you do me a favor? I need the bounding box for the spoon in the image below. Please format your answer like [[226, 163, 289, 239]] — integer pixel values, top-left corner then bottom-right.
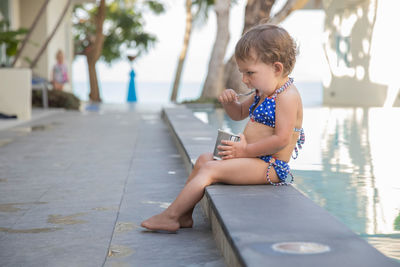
[[237, 89, 256, 96]]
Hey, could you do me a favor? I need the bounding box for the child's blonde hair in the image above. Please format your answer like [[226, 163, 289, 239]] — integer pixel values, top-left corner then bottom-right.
[[235, 24, 298, 75], [56, 49, 64, 59]]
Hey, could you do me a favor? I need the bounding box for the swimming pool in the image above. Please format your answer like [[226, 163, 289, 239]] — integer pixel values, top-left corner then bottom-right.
[[190, 105, 400, 262]]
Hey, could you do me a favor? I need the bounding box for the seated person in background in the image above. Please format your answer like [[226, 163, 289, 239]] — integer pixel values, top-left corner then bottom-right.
[[52, 49, 69, 91]]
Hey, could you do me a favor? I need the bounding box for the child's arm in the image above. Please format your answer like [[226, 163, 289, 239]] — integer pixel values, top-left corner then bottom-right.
[[219, 91, 298, 159], [218, 89, 254, 121]]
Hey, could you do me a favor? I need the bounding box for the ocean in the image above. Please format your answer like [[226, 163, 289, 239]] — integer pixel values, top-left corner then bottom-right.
[[72, 80, 323, 106], [73, 81, 205, 104]]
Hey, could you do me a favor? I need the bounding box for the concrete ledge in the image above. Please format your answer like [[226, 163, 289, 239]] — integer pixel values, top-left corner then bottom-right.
[[162, 106, 398, 267]]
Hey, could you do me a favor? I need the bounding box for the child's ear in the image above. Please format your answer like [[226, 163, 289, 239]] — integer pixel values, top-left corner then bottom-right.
[[273, 62, 284, 75]]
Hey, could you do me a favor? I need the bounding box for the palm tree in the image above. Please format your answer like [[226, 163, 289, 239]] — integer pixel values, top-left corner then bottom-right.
[[11, 0, 51, 67], [84, 0, 106, 102], [170, 0, 214, 102], [73, 0, 164, 102], [223, 0, 310, 94], [200, 0, 230, 100], [30, 0, 73, 69]]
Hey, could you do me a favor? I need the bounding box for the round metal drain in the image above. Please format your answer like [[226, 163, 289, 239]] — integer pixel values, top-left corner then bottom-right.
[[272, 242, 330, 255]]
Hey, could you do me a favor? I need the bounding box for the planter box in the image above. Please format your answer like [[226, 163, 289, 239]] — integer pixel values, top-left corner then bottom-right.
[[0, 68, 32, 120]]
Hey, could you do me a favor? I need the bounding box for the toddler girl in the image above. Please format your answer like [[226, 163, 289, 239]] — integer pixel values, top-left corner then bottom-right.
[[52, 50, 69, 90], [141, 24, 304, 232]]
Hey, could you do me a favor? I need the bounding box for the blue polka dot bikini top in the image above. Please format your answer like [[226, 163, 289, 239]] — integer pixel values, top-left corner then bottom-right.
[[249, 78, 305, 159], [249, 78, 295, 128]]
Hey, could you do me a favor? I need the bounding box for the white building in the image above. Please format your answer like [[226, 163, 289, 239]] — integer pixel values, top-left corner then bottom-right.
[[0, 0, 89, 119]]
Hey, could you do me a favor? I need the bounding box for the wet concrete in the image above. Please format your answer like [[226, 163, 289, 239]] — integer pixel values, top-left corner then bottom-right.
[[0, 227, 61, 233], [11, 123, 59, 133], [108, 245, 135, 258], [114, 222, 138, 233], [0, 138, 13, 147], [0, 104, 224, 267], [47, 213, 89, 225], [0, 202, 47, 212]]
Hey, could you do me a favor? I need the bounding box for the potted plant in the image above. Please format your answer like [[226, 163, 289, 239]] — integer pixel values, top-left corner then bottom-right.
[[0, 19, 32, 120], [0, 19, 28, 66]]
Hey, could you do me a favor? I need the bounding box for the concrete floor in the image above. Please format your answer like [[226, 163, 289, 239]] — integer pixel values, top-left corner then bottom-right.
[[0, 104, 224, 267]]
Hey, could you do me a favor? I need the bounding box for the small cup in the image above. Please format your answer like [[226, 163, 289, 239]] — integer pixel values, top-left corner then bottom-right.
[[213, 129, 241, 160]]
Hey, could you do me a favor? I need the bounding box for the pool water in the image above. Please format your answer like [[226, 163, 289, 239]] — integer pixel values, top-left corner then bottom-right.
[[191, 106, 400, 262]]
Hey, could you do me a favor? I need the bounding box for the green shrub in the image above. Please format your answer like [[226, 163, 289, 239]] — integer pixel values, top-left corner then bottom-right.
[[32, 90, 80, 110]]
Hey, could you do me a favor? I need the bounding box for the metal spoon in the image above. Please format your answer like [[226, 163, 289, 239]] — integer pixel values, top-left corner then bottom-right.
[[237, 89, 256, 96]]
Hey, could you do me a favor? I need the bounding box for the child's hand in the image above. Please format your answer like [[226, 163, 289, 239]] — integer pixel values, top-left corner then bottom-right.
[[218, 134, 247, 160], [218, 89, 238, 104]]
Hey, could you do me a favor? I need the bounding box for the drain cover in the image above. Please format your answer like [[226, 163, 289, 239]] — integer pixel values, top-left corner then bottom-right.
[[272, 242, 330, 254]]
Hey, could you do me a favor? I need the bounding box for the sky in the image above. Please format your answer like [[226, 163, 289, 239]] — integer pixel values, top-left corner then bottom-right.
[[72, 0, 326, 84]]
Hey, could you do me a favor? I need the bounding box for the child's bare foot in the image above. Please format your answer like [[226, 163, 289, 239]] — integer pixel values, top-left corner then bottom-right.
[[179, 215, 193, 228], [141, 213, 180, 232]]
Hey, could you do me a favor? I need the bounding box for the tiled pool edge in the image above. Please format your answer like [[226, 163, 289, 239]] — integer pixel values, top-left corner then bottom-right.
[[162, 106, 398, 267], [162, 107, 243, 266]]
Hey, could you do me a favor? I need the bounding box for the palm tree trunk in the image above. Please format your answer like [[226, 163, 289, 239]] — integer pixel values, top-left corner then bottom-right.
[[224, 0, 310, 93], [268, 0, 309, 24], [170, 0, 193, 102], [85, 0, 106, 102], [200, 0, 230, 99], [12, 0, 51, 67], [87, 55, 101, 102], [223, 0, 275, 93], [30, 0, 72, 69]]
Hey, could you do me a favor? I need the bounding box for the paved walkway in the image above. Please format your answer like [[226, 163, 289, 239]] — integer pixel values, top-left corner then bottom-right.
[[0, 104, 224, 267]]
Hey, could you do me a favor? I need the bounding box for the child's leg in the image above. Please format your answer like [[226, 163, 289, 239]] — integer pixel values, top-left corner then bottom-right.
[[186, 153, 214, 184], [179, 153, 213, 228], [52, 81, 63, 90], [141, 157, 277, 231]]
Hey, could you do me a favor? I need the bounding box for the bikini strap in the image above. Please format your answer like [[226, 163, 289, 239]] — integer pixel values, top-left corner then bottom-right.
[[292, 128, 305, 159], [265, 157, 294, 186], [249, 93, 261, 117], [269, 77, 294, 99]]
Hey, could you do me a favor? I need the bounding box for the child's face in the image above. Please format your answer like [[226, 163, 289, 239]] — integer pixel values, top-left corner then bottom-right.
[[57, 53, 64, 64], [236, 52, 282, 96]]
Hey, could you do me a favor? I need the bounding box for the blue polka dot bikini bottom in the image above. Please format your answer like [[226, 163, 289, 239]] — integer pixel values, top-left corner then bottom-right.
[[258, 155, 294, 186]]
